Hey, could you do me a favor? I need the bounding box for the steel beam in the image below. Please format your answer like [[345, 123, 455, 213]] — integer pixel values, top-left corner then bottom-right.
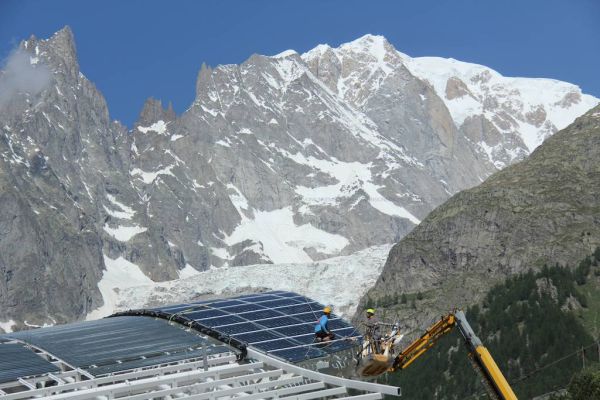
[[247, 348, 401, 397], [118, 368, 285, 400], [274, 381, 326, 396], [281, 386, 348, 400], [337, 394, 383, 400], [182, 376, 304, 400]]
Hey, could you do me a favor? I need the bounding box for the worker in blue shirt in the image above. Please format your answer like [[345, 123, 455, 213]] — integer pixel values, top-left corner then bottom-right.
[[314, 306, 336, 342]]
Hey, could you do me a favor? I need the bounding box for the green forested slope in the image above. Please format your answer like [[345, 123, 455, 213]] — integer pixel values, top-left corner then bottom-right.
[[385, 248, 600, 399]]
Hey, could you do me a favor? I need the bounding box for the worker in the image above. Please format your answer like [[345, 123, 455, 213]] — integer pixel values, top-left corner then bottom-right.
[[363, 308, 381, 353], [314, 306, 335, 342]]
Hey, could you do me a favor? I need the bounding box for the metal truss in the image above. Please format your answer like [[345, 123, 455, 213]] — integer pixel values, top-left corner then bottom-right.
[[1, 344, 400, 399]]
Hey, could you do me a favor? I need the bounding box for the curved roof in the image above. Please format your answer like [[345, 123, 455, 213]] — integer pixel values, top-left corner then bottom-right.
[[146, 290, 362, 363], [0, 291, 399, 399]]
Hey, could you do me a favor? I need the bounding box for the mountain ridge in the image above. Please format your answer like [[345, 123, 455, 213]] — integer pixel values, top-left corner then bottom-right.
[[359, 105, 600, 332], [0, 26, 597, 328]]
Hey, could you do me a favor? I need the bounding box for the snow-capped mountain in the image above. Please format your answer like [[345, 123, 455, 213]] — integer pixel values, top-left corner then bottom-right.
[[303, 35, 597, 169], [0, 27, 596, 328]]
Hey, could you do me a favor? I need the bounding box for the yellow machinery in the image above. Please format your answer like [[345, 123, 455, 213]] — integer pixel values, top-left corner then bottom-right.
[[356, 310, 518, 400]]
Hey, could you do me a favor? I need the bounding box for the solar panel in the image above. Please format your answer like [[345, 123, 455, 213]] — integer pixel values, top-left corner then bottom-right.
[[218, 304, 262, 313], [329, 319, 353, 329], [148, 291, 361, 363], [235, 330, 283, 343], [204, 299, 247, 308], [0, 342, 59, 384], [249, 298, 304, 308], [4, 316, 228, 376], [276, 303, 321, 314], [254, 338, 299, 351], [256, 316, 305, 328], [184, 309, 229, 319], [270, 347, 326, 363], [203, 315, 247, 327], [235, 309, 283, 320], [217, 322, 259, 335], [157, 303, 196, 313]]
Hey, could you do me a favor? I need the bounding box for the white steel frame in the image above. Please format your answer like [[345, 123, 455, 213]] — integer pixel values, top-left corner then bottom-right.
[[2, 343, 400, 399]]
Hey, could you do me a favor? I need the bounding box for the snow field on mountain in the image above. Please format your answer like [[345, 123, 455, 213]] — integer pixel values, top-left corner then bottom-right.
[[225, 206, 349, 263], [130, 164, 176, 184], [179, 263, 201, 278], [88, 244, 392, 320], [103, 224, 147, 241], [222, 182, 348, 264], [104, 194, 135, 220], [286, 150, 421, 224], [86, 254, 154, 320], [405, 56, 599, 151], [219, 141, 419, 264], [137, 120, 167, 135], [0, 320, 16, 333], [101, 193, 148, 241]]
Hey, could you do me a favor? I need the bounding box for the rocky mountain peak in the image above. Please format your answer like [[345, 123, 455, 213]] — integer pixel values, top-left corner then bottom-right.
[[136, 97, 177, 127], [338, 34, 398, 60], [48, 26, 77, 59], [195, 62, 214, 97], [272, 49, 299, 59], [303, 34, 400, 65], [302, 34, 408, 108], [23, 26, 80, 77]]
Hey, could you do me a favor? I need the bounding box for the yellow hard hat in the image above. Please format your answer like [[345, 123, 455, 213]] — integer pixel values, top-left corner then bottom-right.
[[323, 306, 332, 314], [366, 308, 375, 314]]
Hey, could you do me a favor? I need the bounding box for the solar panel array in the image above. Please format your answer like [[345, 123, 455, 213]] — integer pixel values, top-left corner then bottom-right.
[[5, 316, 229, 376], [155, 291, 361, 363], [0, 342, 59, 384]]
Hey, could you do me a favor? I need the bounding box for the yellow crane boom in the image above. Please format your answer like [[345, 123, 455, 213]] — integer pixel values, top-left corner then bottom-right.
[[391, 310, 517, 400]]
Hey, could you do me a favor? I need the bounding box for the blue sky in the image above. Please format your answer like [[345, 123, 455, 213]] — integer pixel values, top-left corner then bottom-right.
[[1, 0, 599, 127]]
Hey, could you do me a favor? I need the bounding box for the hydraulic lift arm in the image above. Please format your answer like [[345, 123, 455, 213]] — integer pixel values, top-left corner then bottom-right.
[[391, 311, 518, 400]]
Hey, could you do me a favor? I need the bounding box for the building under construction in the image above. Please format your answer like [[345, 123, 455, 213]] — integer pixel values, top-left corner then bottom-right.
[[0, 291, 401, 399]]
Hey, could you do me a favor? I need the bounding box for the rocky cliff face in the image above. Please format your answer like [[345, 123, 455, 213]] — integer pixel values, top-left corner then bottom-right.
[[0, 28, 183, 328], [0, 27, 596, 328], [360, 106, 600, 333]]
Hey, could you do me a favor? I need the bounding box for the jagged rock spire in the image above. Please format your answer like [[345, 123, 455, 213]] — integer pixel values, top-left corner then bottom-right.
[[136, 97, 177, 127]]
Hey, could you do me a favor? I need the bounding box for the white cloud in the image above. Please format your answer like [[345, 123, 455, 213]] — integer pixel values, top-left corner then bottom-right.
[[0, 48, 51, 108]]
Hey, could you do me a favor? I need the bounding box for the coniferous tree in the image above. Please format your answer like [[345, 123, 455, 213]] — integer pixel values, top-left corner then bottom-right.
[[593, 246, 600, 262], [567, 367, 600, 400]]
